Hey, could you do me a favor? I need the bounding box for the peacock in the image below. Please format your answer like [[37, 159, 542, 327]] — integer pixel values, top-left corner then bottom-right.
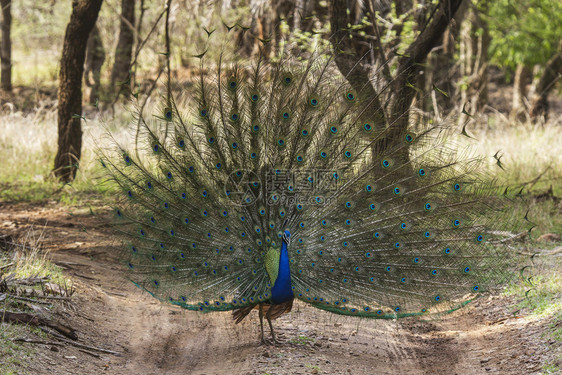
[[99, 28, 523, 344]]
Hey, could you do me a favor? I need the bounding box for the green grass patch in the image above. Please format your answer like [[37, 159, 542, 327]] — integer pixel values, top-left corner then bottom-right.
[[290, 335, 316, 345], [0, 323, 33, 375], [1, 228, 74, 374], [1, 229, 71, 288], [504, 266, 562, 318]]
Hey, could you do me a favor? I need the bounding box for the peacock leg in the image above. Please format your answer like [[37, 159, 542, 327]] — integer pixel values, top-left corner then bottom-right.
[[258, 303, 265, 344], [266, 315, 277, 344]]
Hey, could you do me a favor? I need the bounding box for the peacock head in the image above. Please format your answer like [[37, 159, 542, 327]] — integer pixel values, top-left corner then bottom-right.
[[282, 230, 291, 246]]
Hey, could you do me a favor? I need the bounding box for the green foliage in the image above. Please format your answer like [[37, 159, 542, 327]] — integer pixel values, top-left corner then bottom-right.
[[504, 270, 562, 318], [487, 0, 562, 69]]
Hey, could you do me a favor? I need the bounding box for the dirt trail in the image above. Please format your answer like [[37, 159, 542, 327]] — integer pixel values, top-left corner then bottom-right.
[[0, 202, 552, 374]]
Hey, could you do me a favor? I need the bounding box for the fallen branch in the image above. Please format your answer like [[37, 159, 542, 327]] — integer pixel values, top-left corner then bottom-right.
[[1, 311, 78, 340], [60, 338, 121, 356], [43, 330, 121, 356], [12, 338, 65, 346], [79, 348, 101, 358], [3, 294, 55, 305]]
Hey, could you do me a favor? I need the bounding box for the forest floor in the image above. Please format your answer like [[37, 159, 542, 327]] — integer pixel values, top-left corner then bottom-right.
[[0, 201, 561, 375]]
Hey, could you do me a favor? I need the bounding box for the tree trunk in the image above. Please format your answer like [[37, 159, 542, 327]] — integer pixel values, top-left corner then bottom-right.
[[530, 51, 562, 121], [330, 0, 462, 182], [111, 0, 135, 99], [458, 0, 489, 116], [85, 25, 105, 105], [510, 63, 531, 120], [0, 0, 12, 92], [387, 0, 464, 148], [54, 0, 103, 182]]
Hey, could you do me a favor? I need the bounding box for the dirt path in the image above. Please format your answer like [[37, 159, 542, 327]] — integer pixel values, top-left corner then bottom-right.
[[0, 202, 553, 374]]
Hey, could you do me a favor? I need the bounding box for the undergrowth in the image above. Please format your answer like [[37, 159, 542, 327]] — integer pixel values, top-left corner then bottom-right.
[[1, 227, 74, 374], [0, 324, 33, 375]]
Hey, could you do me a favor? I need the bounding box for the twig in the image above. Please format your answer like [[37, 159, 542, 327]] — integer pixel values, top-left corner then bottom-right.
[[130, 7, 166, 78], [79, 348, 101, 358], [0, 262, 14, 270], [43, 331, 121, 356], [165, 0, 172, 107], [10, 294, 73, 302], [13, 338, 65, 346], [4, 294, 53, 305]]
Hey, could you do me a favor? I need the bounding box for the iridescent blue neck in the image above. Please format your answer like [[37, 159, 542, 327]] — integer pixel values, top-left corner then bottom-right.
[[270, 232, 294, 304]]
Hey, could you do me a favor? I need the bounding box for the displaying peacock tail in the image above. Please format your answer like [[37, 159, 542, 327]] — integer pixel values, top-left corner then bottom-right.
[[100, 28, 523, 343]]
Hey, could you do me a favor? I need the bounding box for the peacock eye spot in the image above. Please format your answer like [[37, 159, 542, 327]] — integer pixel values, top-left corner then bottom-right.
[[251, 94, 259, 101]]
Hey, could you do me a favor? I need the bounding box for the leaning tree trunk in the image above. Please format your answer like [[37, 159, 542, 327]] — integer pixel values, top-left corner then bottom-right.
[[530, 50, 562, 121], [53, 0, 103, 182], [0, 0, 12, 92], [111, 0, 135, 100], [330, 0, 463, 153]]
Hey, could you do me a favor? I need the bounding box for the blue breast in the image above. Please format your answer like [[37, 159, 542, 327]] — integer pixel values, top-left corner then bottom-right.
[[270, 233, 294, 304]]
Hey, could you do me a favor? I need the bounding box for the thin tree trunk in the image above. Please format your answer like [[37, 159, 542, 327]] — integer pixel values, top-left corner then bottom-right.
[[130, 0, 145, 88], [458, 0, 489, 116], [530, 51, 562, 121], [0, 0, 12, 92], [511, 63, 531, 119], [53, 0, 103, 182], [111, 0, 135, 100], [85, 25, 105, 105], [473, 0, 490, 109]]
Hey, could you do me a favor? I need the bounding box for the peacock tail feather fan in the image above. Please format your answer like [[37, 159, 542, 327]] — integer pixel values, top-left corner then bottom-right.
[[99, 30, 524, 325]]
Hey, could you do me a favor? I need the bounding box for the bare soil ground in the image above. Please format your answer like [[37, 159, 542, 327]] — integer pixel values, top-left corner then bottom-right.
[[0, 201, 558, 375]]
